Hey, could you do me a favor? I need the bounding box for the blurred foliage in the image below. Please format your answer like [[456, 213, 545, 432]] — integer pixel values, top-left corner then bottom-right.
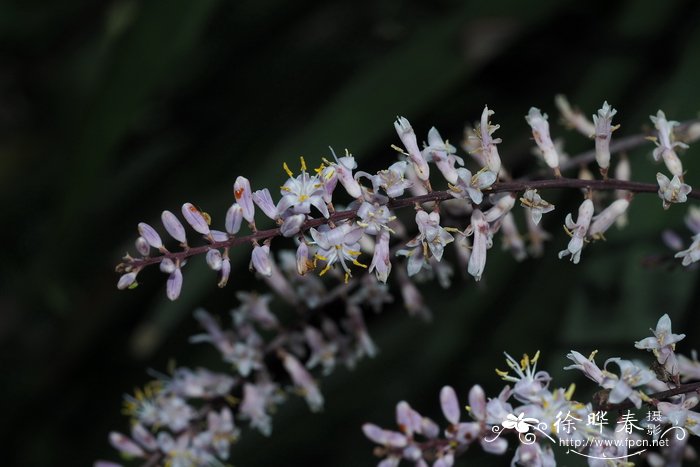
[[2, 0, 700, 465]]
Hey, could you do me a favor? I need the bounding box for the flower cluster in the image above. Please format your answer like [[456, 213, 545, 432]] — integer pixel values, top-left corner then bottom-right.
[[106, 97, 700, 466], [365, 314, 700, 467]]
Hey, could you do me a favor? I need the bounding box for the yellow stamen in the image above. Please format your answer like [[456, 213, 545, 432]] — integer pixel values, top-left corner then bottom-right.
[[319, 263, 332, 276], [300, 156, 307, 172], [299, 194, 309, 201], [565, 383, 576, 401], [344, 272, 350, 283], [495, 368, 509, 378], [346, 249, 362, 256], [531, 350, 540, 364], [283, 162, 294, 178], [352, 259, 368, 268], [314, 254, 328, 261]]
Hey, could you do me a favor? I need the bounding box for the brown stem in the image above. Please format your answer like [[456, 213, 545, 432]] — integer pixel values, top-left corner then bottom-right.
[[121, 177, 699, 272]]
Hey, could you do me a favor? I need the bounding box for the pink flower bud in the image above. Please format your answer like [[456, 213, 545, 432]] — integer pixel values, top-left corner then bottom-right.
[[137, 222, 163, 250], [160, 258, 176, 274], [251, 244, 272, 276], [225, 203, 244, 235], [234, 176, 255, 223], [181, 203, 210, 235], [280, 214, 305, 237], [161, 210, 187, 244], [218, 258, 230, 288], [135, 236, 150, 256], [440, 386, 461, 425], [166, 267, 183, 301], [117, 272, 137, 290], [206, 249, 223, 271]]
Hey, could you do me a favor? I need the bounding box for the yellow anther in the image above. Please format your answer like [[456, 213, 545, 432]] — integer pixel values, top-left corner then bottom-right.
[[588, 350, 598, 361], [391, 144, 408, 155], [280, 185, 292, 192], [465, 405, 472, 413], [563, 224, 574, 237], [299, 194, 309, 202], [283, 162, 294, 178], [346, 249, 362, 256], [300, 156, 307, 172], [565, 383, 576, 401], [344, 272, 350, 283], [520, 354, 529, 370], [314, 253, 328, 261], [531, 350, 540, 364], [319, 263, 332, 276], [352, 259, 368, 268], [495, 368, 509, 378]]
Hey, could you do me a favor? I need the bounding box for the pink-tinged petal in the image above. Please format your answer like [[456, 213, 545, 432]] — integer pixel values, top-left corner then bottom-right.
[[161, 210, 187, 244], [296, 242, 310, 275], [166, 268, 183, 301], [117, 272, 137, 290], [209, 229, 228, 242], [108, 432, 145, 457], [137, 222, 163, 249], [181, 203, 211, 235], [251, 245, 272, 276], [362, 423, 407, 448], [135, 237, 150, 256], [234, 176, 255, 223], [218, 258, 231, 288], [206, 249, 222, 271], [225, 203, 243, 235], [480, 435, 508, 454], [396, 401, 423, 436], [131, 423, 157, 451], [253, 188, 279, 220], [468, 384, 486, 421], [421, 417, 440, 438], [440, 386, 461, 425], [281, 214, 305, 237]]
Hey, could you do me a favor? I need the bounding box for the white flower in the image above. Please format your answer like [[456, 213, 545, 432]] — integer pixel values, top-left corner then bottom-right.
[[421, 127, 463, 184], [369, 230, 391, 283], [635, 313, 685, 350], [588, 198, 630, 240], [519, 189, 554, 225], [310, 223, 366, 280], [554, 94, 595, 136], [558, 199, 594, 264], [592, 101, 618, 173], [650, 110, 688, 178], [602, 358, 656, 408], [414, 210, 454, 261], [657, 172, 692, 209], [525, 107, 560, 172], [367, 161, 413, 198], [675, 233, 700, 266], [449, 167, 497, 204], [277, 159, 329, 218], [466, 209, 492, 281], [394, 116, 430, 181], [356, 202, 394, 235]]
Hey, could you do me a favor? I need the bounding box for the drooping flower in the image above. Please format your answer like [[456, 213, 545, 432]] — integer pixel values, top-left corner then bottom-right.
[[466, 209, 492, 281], [233, 176, 255, 223], [414, 210, 454, 262], [369, 230, 391, 283], [650, 110, 688, 178], [588, 198, 630, 240], [558, 198, 594, 264], [365, 161, 413, 198], [602, 358, 656, 408]]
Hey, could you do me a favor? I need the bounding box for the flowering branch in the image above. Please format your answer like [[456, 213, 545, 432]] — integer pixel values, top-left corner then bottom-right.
[[102, 97, 700, 467]]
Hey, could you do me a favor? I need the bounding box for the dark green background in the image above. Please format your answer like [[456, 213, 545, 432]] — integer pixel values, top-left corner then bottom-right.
[[2, 0, 700, 465]]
